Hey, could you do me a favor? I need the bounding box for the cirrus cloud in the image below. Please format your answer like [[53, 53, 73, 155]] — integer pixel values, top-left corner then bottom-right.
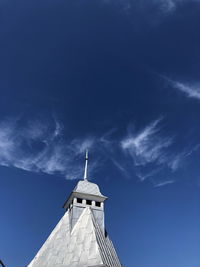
[[169, 79, 200, 100], [120, 117, 187, 184], [121, 118, 174, 167], [0, 117, 96, 180], [0, 115, 199, 188]]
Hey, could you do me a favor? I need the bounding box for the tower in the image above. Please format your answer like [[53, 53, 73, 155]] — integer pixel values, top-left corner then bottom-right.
[[28, 152, 122, 267]]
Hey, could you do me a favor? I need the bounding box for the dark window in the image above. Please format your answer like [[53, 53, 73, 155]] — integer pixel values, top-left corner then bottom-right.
[[86, 199, 92, 205], [96, 201, 101, 207], [77, 198, 82, 204]]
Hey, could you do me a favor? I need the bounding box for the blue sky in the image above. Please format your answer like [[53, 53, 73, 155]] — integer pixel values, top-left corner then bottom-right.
[[1, 0, 200, 266]]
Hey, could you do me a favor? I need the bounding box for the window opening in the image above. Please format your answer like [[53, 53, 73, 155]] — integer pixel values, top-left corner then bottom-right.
[[96, 201, 101, 207], [86, 199, 92, 205], [77, 198, 82, 204]]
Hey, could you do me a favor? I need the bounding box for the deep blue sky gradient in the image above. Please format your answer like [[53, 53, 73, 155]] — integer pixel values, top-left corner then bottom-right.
[[1, 0, 200, 266]]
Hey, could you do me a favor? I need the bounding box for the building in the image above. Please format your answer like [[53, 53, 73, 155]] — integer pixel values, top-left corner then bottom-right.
[[0, 260, 5, 267], [28, 151, 122, 267]]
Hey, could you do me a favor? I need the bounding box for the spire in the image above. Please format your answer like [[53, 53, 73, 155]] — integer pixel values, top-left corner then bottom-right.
[[84, 150, 89, 180]]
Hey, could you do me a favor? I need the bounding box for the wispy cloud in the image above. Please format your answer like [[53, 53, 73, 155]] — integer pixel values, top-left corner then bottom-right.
[[166, 78, 200, 100], [158, 0, 200, 13], [121, 118, 173, 167], [147, 0, 199, 13], [114, 0, 200, 22], [0, 117, 96, 180], [156, 0, 176, 13], [0, 115, 199, 187], [120, 118, 187, 184], [185, 144, 200, 156], [153, 179, 175, 187]]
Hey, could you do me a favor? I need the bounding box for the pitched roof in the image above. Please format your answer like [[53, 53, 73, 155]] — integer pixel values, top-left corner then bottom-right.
[[28, 207, 121, 267], [74, 180, 104, 197]]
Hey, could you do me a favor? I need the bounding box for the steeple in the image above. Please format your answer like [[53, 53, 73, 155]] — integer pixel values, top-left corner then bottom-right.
[[63, 152, 107, 232], [83, 150, 88, 180], [27, 152, 122, 267]]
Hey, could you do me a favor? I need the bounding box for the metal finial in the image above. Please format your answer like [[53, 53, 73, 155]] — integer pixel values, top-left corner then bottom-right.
[[84, 150, 89, 180]]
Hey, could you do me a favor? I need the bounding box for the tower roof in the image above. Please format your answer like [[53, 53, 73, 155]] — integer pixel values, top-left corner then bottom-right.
[[74, 180, 104, 196]]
